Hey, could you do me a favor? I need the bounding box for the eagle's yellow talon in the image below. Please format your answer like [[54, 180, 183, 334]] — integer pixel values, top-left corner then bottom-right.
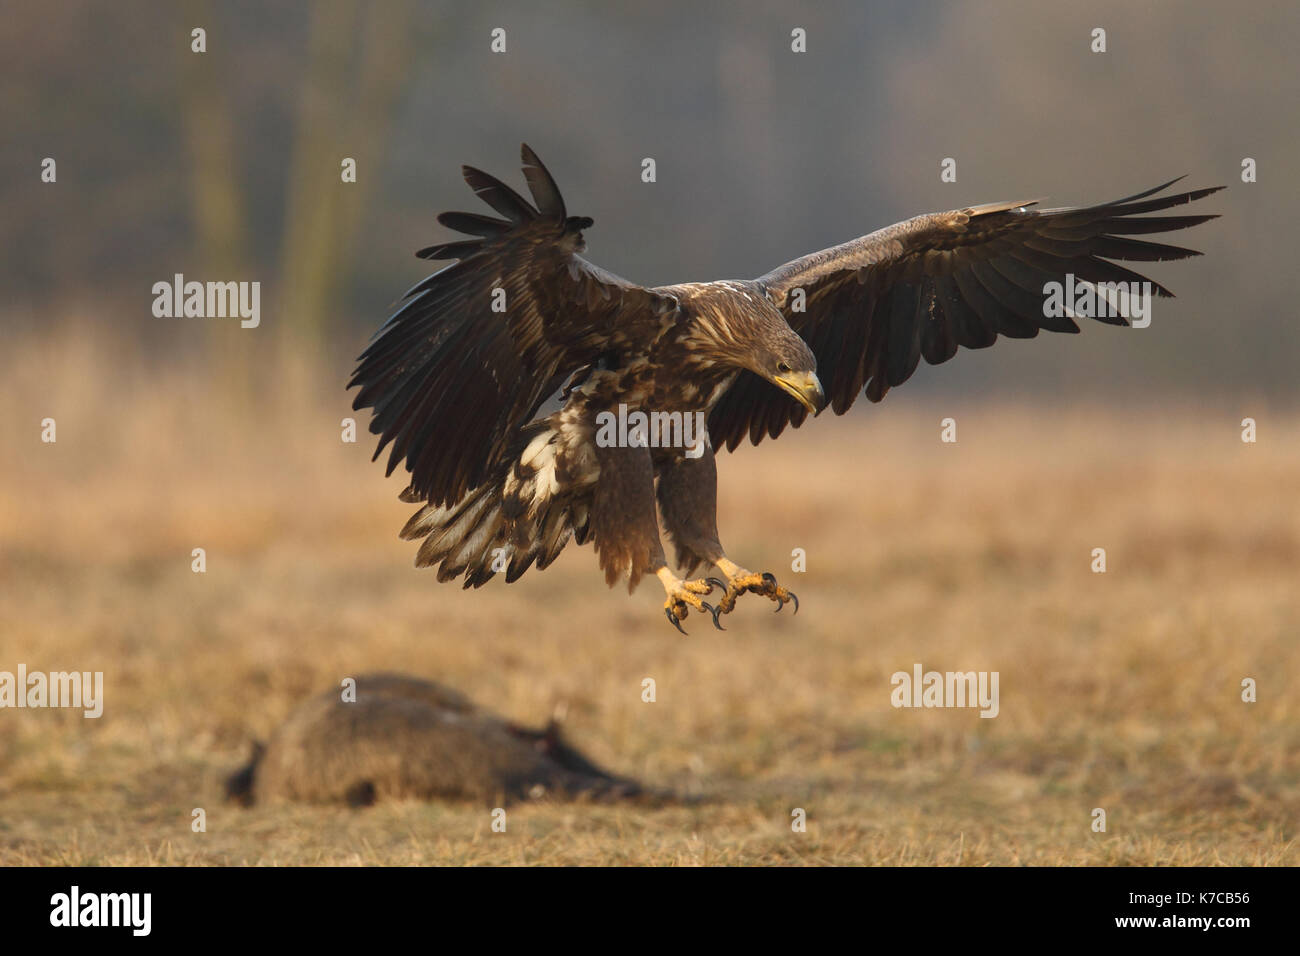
[[660, 576, 721, 634], [714, 569, 799, 617]]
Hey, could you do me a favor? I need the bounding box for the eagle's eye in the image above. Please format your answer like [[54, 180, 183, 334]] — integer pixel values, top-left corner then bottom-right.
[[776, 362, 791, 374]]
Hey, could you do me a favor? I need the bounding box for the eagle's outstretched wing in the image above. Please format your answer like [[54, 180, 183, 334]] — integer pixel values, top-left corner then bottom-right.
[[349, 144, 677, 507], [709, 179, 1223, 451]]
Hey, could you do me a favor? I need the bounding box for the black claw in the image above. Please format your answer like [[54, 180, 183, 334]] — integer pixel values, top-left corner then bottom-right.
[[761, 571, 777, 587], [706, 577, 728, 593], [706, 603, 725, 630], [789, 591, 799, 615], [665, 606, 687, 635], [774, 596, 785, 613]]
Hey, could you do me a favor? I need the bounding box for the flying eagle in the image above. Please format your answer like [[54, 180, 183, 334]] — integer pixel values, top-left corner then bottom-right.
[[349, 145, 1221, 632]]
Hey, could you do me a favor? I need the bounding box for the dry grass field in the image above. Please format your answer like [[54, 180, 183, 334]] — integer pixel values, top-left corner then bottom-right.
[[1, 327, 1296, 865]]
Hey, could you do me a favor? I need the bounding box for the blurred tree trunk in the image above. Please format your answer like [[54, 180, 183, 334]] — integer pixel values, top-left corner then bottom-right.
[[277, 0, 415, 404], [180, 0, 254, 399]]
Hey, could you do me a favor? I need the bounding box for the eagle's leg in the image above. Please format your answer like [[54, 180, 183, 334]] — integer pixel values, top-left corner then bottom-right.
[[591, 439, 720, 634], [655, 444, 797, 626]]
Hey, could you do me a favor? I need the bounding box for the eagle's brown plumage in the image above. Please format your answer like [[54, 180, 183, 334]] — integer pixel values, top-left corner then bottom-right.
[[349, 145, 1222, 631]]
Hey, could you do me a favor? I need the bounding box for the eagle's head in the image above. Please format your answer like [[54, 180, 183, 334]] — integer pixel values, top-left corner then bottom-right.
[[759, 329, 824, 414], [692, 282, 825, 413]]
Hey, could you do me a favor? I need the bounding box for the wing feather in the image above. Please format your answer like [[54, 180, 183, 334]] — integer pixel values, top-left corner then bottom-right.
[[709, 180, 1222, 451], [350, 145, 675, 507]]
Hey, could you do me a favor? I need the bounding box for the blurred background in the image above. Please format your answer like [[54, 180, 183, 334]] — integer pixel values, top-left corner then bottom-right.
[[3, 0, 1296, 399], [1, 1, 1296, 865]]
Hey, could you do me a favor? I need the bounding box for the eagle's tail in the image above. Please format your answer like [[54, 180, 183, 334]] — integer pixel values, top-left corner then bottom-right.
[[399, 421, 593, 588]]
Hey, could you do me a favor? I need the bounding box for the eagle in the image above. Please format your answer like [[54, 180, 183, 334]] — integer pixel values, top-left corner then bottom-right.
[[349, 145, 1221, 633]]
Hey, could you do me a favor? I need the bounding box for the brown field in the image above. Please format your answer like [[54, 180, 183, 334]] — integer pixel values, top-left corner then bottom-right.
[[1, 327, 1296, 865]]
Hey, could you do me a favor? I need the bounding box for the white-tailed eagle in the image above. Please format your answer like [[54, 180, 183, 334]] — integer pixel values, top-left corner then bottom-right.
[[349, 145, 1221, 632]]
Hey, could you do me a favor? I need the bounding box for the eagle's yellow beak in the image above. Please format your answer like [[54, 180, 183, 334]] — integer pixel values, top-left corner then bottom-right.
[[773, 370, 826, 414]]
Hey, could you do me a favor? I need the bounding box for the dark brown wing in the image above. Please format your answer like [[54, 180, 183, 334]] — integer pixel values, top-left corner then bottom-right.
[[709, 178, 1223, 452], [349, 144, 677, 507]]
